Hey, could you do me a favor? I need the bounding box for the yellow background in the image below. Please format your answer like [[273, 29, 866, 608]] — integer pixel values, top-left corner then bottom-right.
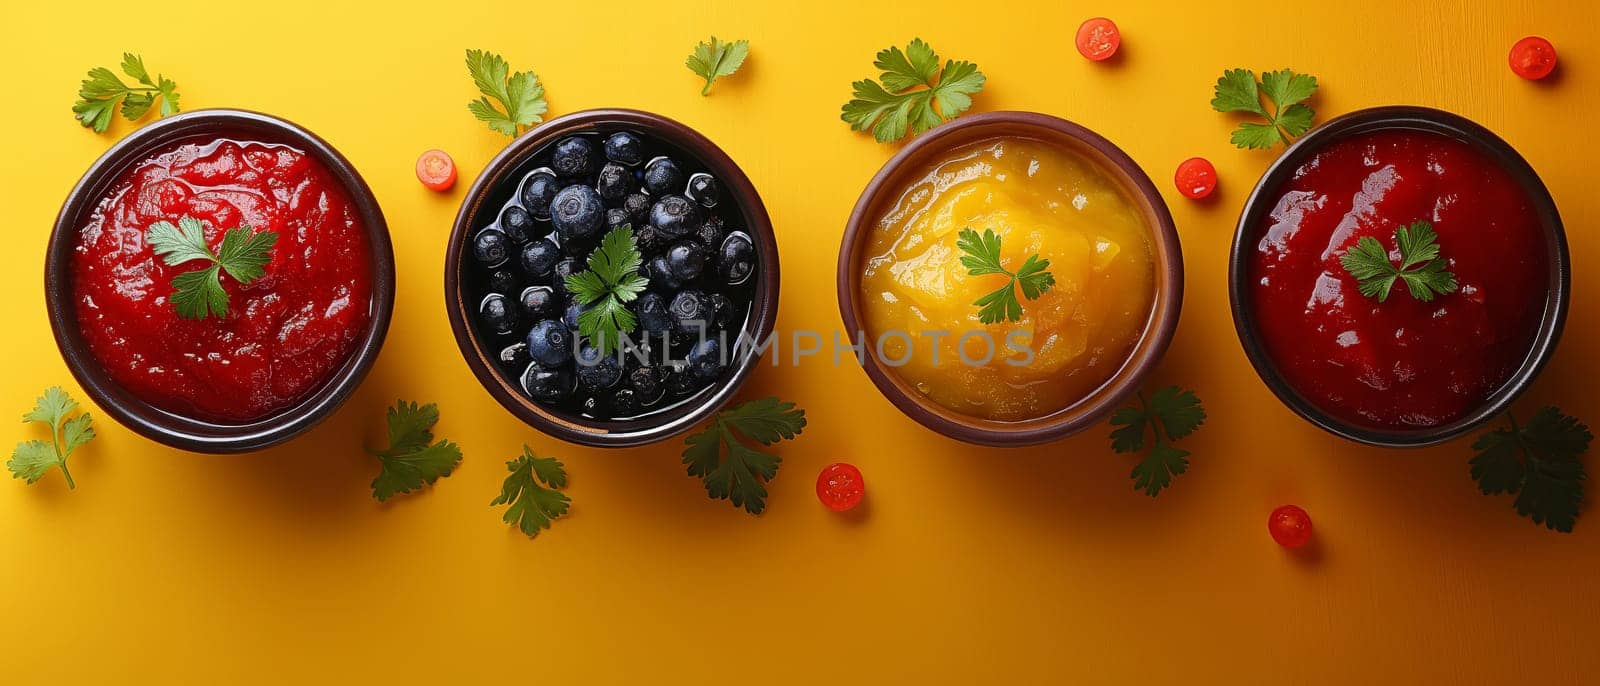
[[3, 1, 1598, 683]]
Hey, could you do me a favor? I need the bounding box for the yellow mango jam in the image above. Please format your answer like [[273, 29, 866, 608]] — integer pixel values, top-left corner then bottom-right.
[[859, 137, 1156, 421]]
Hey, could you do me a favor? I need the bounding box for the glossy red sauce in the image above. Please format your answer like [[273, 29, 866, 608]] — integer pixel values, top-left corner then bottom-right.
[[73, 139, 372, 423], [1249, 129, 1547, 429]]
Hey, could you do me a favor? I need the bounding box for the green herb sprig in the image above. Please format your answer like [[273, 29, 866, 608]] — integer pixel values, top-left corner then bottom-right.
[[565, 225, 650, 356], [683, 397, 806, 515], [1470, 407, 1591, 533], [367, 401, 463, 502], [955, 227, 1055, 324], [466, 49, 548, 137], [686, 36, 749, 96], [73, 53, 180, 133], [1109, 386, 1206, 497], [841, 38, 985, 144], [1210, 68, 1317, 149], [492, 447, 571, 538], [8, 388, 95, 490], [146, 216, 277, 320], [1339, 221, 1459, 303]]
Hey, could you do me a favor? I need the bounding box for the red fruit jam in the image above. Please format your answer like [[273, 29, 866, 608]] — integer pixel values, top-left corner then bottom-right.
[[1248, 129, 1547, 430], [72, 138, 372, 423]]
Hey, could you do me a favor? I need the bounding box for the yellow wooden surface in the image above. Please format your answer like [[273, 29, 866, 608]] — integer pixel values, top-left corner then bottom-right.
[[3, 0, 1598, 683]]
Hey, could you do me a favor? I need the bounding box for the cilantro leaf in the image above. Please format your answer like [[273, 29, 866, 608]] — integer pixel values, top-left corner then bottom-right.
[[1108, 386, 1205, 497], [565, 225, 649, 355], [841, 38, 986, 144], [1470, 407, 1591, 532], [367, 400, 463, 502], [466, 49, 548, 137], [71, 53, 181, 133], [146, 216, 277, 320], [955, 227, 1055, 324], [682, 397, 805, 515], [1338, 221, 1459, 303], [1210, 68, 1318, 149], [491, 447, 571, 538], [8, 387, 95, 489], [686, 36, 749, 96]]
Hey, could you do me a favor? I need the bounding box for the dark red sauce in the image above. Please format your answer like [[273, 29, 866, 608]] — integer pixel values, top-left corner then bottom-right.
[[1249, 129, 1547, 429], [73, 138, 372, 423]]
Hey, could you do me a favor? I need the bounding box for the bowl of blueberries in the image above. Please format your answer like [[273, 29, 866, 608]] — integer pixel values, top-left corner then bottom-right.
[[445, 109, 779, 447]]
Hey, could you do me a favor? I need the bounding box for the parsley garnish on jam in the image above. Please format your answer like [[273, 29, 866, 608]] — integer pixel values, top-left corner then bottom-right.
[[1210, 68, 1317, 149], [146, 216, 277, 320], [686, 36, 749, 96], [1339, 221, 1460, 303], [368, 401, 463, 502], [956, 227, 1056, 324], [465, 49, 548, 137], [1109, 386, 1206, 497], [565, 225, 650, 356], [1470, 407, 1592, 533], [72, 53, 180, 133], [841, 38, 986, 144], [683, 397, 806, 515], [7, 388, 95, 490], [492, 447, 571, 538]]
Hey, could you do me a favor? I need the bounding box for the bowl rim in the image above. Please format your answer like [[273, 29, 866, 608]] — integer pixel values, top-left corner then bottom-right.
[[836, 110, 1185, 446], [444, 108, 780, 448], [44, 108, 396, 454], [1227, 105, 1570, 447]]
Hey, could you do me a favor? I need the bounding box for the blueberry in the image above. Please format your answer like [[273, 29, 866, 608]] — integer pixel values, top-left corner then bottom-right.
[[686, 338, 726, 380], [605, 132, 644, 166], [473, 228, 511, 267], [519, 285, 556, 318], [665, 241, 706, 282], [520, 237, 560, 277], [596, 163, 631, 203], [635, 225, 667, 255], [643, 156, 684, 195], [609, 388, 641, 416], [633, 293, 672, 335], [525, 319, 572, 367], [521, 363, 574, 402], [707, 292, 738, 332], [551, 184, 604, 240], [669, 290, 711, 337], [479, 293, 516, 334], [519, 169, 559, 219], [686, 173, 719, 208], [563, 298, 586, 331], [623, 193, 651, 224], [574, 343, 622, 391], [663, 364, 699, 397], [488, 268, 518, 294], [498, 342, 531, 370], [500, 205, 537, 244], [551, 137, 597, 177], [650, 195, 701, 238], [562, 234, 595, 258], [646, 255, 683, 291], [551, 258, 578, 299], [605, 208, 631, 231], [693, 215, 725, 249], [719, 231, 756, 285], [626, 364, 662, 398]]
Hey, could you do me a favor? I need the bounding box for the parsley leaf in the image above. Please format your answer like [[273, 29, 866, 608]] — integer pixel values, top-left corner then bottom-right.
[[466, 49, 548, 137], [565, 225, 650, 356], [146, 216, 278, 320], [682, 397, 806, 515], [367, 401, 463, 502], [1108, 386, 1205, 497], [686, 36, 749, 96], [72, 53, 181, 133], [491, 447, 571, 538], [1338, 221, 1459, 303], [1210, 68, 1317, 149], [1470, 407, 1591, 533], [841, 38, 986, 144], [956, 227, 1055, 324], [8, 387, 95, 490]]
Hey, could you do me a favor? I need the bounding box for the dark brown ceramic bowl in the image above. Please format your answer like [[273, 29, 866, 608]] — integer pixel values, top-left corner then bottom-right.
[[445, 108, 779, 447], [1229, 106, 1569, 447], [44, 109, 396, 454], [837, 111, 1184, 447]]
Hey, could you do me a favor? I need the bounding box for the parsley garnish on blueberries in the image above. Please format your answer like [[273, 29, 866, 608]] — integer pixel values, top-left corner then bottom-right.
[[565, 225, 651, 356], [1109, 386, 1206, 497], [8, 388, 95, 490], [1470, 407, 1592, 533], [1210, 68, 1318, 149], [842, 38, 986, 144], [1339, 221, 1460, 303], [465, 49, 548, 137], [367, 401, 463, 502], [683, 397, 806, 515], [73, 53, 180, 133], [492, 447, 571, 538], [956, 227, 1055, 324], [686, 36, 749, 96], [146, 215, 277, 320]]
